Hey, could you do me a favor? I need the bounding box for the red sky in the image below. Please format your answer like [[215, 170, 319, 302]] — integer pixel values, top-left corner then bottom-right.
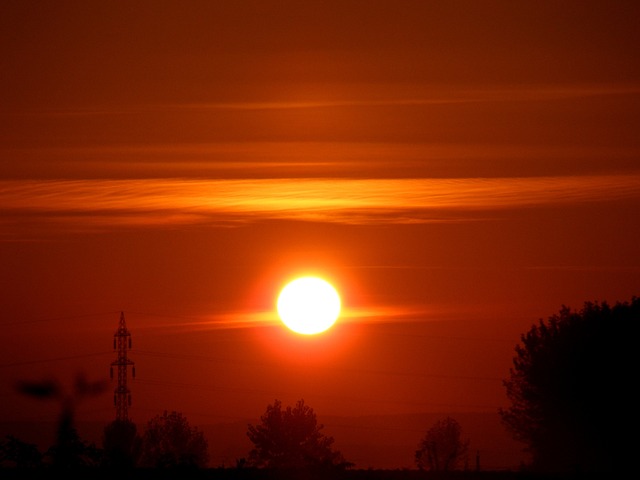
[[1, 0, 639, 469]]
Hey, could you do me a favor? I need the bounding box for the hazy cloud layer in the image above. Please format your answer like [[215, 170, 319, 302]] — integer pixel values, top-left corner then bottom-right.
[[3, 174, 639, 238]]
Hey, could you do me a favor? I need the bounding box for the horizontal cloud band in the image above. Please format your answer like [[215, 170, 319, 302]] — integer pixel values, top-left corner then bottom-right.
[[2, 175, 639, 235]]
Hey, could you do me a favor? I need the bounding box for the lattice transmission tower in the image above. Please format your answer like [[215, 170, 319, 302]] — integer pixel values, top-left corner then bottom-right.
[[110, 311, 136, 421]]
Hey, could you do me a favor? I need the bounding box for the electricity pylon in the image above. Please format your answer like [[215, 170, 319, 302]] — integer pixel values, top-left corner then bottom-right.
[[110, 311, 135, 421]]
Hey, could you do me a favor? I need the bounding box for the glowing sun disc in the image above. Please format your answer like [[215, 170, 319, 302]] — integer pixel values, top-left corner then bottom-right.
[[277, 277, 341, 335]]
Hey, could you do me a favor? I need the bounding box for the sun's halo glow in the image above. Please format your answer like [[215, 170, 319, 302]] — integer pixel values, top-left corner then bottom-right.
[[277, 276, 341, 335]]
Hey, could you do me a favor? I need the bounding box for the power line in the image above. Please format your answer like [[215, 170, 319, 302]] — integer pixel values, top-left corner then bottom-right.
[[0, 351, 111, 369], [134, 349, 503, 382], [1, 311, 121, 327], [134, 377, 502, 412]]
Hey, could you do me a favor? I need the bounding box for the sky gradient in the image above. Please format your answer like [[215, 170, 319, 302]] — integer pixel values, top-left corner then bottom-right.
[[2, 0, 639, 469]]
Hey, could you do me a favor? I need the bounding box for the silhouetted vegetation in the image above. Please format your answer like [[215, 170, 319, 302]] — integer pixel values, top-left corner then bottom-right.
[[246, 399, 352, 470], [415, 417, 470, 471], [102, 419, 142, 468], [14, 372, 107, 468], [0, 435, 42, 468], [139, 410, 209, 468], [500, 296, 638, 473], [7, 300, 637, 479]]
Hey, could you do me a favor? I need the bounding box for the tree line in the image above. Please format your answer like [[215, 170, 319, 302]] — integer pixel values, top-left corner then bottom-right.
[[2, 295, 637, 474], [0, 399, 468, 472]]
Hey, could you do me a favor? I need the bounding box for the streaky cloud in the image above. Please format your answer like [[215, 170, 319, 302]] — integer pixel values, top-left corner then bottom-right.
[[11, 83, 638, 117], [8, 142, 638, 180], [173, 83, 640, 111], [127, 305, 437, 334], [1, 174, 639, 238]]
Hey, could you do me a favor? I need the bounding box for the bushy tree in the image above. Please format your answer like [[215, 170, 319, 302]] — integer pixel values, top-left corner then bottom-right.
[[102, 419, 142, 468], [415, 417, 469, 471], [500, 297, 638, 473], [247, 399, 351, 470], [14, 373, 106, 468], [139, 410, 209, 468], [42, 426, 102, 469], [0, 435, 42, 468]]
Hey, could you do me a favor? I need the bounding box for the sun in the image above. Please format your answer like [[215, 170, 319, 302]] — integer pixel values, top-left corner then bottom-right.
[[277, 276, 341, 335]]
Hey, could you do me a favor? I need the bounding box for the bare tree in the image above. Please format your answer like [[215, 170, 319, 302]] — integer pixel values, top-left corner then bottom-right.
[[415, 416, 469, 471]]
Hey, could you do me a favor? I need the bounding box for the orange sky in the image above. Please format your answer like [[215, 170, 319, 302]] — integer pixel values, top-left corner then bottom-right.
[[1, 0, 639, 470]]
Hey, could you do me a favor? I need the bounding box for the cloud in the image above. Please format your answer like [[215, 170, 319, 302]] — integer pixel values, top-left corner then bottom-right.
[[173, 84, 640, 111], [2, 174, 639, 239], [15, 83, 640, 117], [6, 140, 639, 182], [126, 304, 439, 334]]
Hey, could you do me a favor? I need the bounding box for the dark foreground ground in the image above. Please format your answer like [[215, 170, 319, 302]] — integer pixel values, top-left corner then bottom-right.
[[0, 469, 607, 480]]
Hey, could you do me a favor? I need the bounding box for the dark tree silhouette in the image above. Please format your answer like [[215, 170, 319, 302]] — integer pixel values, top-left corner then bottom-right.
[[415, 416, 469, 471], [15, 372, 107, 468], [247, 399, 351, 470], [0, 435, 43, 468], [42, 427, 102, 469], [500, 296, 638, 473], [102, 419, 142, 468], [139, 410, 209, 469]]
